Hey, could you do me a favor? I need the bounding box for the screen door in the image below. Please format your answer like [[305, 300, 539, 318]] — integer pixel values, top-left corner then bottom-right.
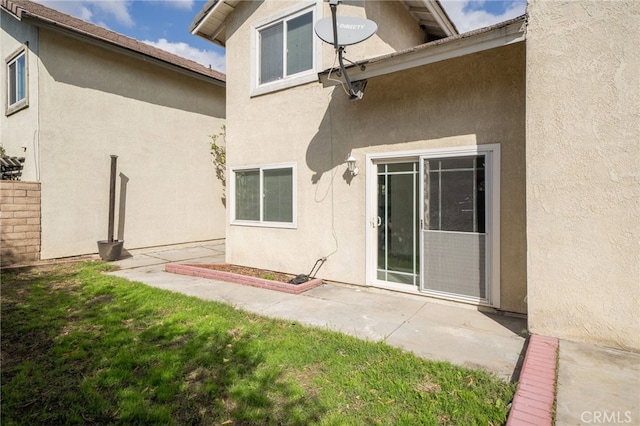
[[420, 155, 489, 301]]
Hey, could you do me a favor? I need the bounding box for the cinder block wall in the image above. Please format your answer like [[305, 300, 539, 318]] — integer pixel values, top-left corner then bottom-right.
[[0, 181, 41, 266]]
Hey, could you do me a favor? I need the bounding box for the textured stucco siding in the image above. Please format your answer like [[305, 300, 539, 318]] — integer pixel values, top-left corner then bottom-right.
[[1, 10, 39, 181], [225, 1, 527, 313], [34, 29, 226, 259], [319, 0, 425, 66], [526, 1, 640, 350]]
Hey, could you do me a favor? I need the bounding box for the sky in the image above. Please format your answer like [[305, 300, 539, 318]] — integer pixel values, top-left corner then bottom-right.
[[34, 0, 527, 73]]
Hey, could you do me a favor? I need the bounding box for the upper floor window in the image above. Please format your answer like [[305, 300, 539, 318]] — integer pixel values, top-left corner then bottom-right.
[[259, 10, 313, 85], [6, 48, 28, 115], [251, 3, 318, 96]]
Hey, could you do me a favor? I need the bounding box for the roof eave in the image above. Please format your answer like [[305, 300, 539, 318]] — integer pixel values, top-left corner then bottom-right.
[[318, 16, 525, 87], [428, 0, 458, 36], [190, 0, 233, 48]]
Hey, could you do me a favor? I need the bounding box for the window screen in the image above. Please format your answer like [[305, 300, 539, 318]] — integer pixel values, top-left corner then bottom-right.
[[286, 12, 313, 76], [235, 170, 260, 221], [263, 168, 293, 222], [8, 51, 26, 107], [259, 23, 283, 84], [425, 156, 485, 233]]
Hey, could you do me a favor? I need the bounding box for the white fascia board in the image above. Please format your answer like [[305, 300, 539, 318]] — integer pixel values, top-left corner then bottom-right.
[[192, 0, 232, 45], [422, 0, 457, 36], [319, 18, 525, 87]]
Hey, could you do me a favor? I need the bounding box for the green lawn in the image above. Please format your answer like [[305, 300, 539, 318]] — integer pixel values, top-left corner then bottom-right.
[[1, 262, 514, 425]]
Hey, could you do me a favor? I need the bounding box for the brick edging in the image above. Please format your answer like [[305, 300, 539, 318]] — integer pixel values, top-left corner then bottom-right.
[[165, 263, 323, 294], [0, 181, 41, 266], [507, 334, 559, 425]]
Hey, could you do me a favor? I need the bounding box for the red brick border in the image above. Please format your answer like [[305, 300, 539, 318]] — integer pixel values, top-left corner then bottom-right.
[[507, 334, 559, 425], [165, 263, 323, 294]]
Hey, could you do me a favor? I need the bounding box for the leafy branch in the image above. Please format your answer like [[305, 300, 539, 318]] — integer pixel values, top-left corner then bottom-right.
[[209, 125, 226, 188]]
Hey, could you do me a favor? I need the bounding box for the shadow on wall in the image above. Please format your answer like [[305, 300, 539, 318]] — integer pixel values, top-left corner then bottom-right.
[[305, 44, 526, 183]]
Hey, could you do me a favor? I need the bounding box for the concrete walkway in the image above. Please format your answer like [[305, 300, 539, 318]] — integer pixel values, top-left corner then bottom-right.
[[109, 240, 527, 382], [555, 340, 639, 425], [108, 241, 640, 424]]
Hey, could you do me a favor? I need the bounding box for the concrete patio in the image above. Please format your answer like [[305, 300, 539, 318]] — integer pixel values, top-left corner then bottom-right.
[[108, 240, 639, 425]]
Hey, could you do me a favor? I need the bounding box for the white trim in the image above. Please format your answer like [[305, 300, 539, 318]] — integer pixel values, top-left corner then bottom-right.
[[191, 0, 239, 46], [192, 0, 226, 37], [365, 144, 501, 308], [230, 162, 298, 229], [420, 0, 457, 36], [5, 45, 29, 115], [249, 1, 322, 97], [251, 1, 317, 29]]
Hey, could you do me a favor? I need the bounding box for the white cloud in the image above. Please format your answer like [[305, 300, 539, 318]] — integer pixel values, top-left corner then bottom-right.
[[142, 38, 226, 72], [441, 0, 526, 33], [163, 0, 195, 10], [89, 0, 134, 27], [35, 0, 134, 27]]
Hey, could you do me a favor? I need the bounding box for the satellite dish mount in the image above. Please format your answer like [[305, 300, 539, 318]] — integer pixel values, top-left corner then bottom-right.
[[315, 0, 377, 100]]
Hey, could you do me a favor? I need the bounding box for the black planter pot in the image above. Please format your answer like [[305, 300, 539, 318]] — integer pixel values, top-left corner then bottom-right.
[[97, 240, 124, 261]]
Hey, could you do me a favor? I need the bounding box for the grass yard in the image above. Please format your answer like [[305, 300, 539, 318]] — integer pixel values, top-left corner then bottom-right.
[[1, 262, 515, 425]]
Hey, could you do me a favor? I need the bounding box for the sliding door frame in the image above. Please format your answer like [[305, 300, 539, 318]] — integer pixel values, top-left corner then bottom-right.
[[365, 144, 500, 308]]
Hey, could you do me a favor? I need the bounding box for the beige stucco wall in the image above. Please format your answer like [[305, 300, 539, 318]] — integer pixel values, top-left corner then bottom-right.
[[1, 10, 39, 181], [319, 0, 425, 65], [526, 1, 640, 350], [224, 2, 527, 313], [32, 29, 226, 259]]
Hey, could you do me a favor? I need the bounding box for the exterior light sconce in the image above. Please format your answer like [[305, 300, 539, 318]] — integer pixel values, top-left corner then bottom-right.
[[346, 155, 359, 176]]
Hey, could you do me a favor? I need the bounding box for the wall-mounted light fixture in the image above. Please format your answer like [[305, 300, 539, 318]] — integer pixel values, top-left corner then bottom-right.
[[346, 154, 359, 176]]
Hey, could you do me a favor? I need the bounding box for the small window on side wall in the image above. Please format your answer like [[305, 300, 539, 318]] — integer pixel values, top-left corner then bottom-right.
[[232, 164, 296, 228], [6, 47, 28, 115]]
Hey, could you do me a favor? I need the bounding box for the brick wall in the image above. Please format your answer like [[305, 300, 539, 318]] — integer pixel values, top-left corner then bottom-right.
[[0, 181, 41, 266]]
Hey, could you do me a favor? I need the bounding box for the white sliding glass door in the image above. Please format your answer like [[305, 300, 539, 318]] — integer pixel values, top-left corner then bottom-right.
[[368, 146, 499, 306]]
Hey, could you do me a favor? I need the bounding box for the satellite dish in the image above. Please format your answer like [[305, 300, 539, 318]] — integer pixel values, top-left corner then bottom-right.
[[315, 16, 378, 47], [314, 1, 377, 100]]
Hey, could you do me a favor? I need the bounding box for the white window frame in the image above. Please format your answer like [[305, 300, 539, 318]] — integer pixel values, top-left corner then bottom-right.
[[249, 1, 321, 97], [365, 144, 501, 308], [6, 46, 28, 115], [230, 162, 297, 228]]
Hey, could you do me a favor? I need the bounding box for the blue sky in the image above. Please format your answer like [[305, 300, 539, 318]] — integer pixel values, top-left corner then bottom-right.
[[35, 0, 526, 73]]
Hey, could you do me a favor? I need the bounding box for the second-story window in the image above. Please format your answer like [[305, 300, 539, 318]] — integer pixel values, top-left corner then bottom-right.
[[6, 47, 28, 114], [258, 9, 313, 85]]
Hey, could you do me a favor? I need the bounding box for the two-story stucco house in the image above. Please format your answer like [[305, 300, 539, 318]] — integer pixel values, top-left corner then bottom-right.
[[190, 0, 639, 352], [1, 0, 227, 263]]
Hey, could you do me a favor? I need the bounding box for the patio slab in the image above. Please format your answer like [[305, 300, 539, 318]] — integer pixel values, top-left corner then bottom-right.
[[260, 284, 428, 341], [111, 262, 527, 380], [386, 302, 527, 381], [111, 242, 225, 269], [555, 340, 640, 425]]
